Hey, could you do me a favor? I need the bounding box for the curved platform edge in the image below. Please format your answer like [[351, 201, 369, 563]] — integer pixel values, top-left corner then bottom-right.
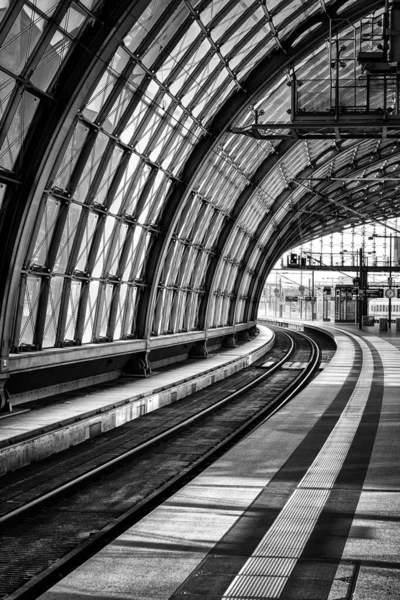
[[36, 318, 368, 600], [0, 326, 274, 476]]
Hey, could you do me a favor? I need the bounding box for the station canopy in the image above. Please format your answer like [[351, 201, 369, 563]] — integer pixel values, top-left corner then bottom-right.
[[0, 0, 396, 355]]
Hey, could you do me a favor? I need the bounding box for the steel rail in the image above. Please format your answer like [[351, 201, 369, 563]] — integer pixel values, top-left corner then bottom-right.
[[3, 328, 322, 600], [0, 330, 296, 527], [256, 329, 320, 425]]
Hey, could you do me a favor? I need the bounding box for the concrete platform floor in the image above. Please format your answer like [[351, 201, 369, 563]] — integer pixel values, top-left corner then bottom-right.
[[36, 323, 400, 599]]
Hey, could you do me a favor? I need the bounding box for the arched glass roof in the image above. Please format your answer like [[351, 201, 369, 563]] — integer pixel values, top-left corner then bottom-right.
[[0, 0, 393, 360]]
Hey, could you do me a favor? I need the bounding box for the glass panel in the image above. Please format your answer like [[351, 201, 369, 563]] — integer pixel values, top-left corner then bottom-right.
[[95, 145, 124, 205], [103, 86, 132, 134], [123, 161, 152, 215], [0, 75, 17, 125], [181, 54, 221, 109], [109, 152, 140, 215], [64, 279, 81, 342], [124, 285, 138, 336], [221, 9, 264, 56], [136, 231, 151, 280], [75, 211, 98, 271], [114, 283, 128, 339], [52, 121, 89, 192], [278, 3, 321, 40], [0, 3, 12, 27], [148, 119, 174, 165], [140, 2, 189, 70], [30, 196, 60, 266], [124, 228, 150, 281], [0, 90, 40, 170], [83, 70, 117, 122], [119, 99, 148, 144], [42, 275, 63, 347], [179, 246, 195, 286], [0, 182, 6, 211], [108, 222, 128, 276], [169, 38, 210, 98], [82, 279, 99, 343], [92, 215, 116, 278], [98, 283, 113, 337], [136, 170, 166, 225], [159, 125, 184, 168], [59, 4, 87, 37], [206, 1, 236, 35], [156, 19, 201, 84], [55, 203, 82, 273], [191, 252, 209, 289], [82, 41, 130, 121], [161, 289, 173, 333], [126, 62, 146, 90], [175, 199, 200, 239], [31, 29, 72, 91], [168, 132, 198, 176], [0, 8, 44, 75], [147, 173, 170, 224], [135, 110, 163, 155], [19, 275, 41, 346], [234, 39, 273, 78], [30, 1, 59, 17], [79, 0, 98, 10], [123, 0, 173, 55], [122, 228, 136, 282], [74, 132, 109, 203]]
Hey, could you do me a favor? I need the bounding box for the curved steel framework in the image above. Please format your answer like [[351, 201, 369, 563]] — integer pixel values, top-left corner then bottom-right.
[[0, 0, 396, 390]]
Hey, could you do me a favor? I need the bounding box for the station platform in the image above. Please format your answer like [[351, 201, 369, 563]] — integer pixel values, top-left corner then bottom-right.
[[0, 327, 274, 475], [38, 322, 400, 600], [331, 320, 400, 349]]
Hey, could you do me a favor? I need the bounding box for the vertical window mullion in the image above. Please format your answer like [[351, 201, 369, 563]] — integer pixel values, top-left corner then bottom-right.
[[0, 82, 20, 149], [46, 200, 70, 270], [92, 281, 105, 341], [65, 208, 89, 273], [32, 276, 50, 349], [55, 278, 71, 346], [83, 213, 105, 275], [0, 0, 25, 47], [75, 280, 90, 343], [67, 129, 97, 197], [11, 273, 27, 351], [121, 284, 136, 337], [103, 219, 121, 277], [22, 0, 71, 77], [107, 284, 120, 340], [24, 196, 47, 266]]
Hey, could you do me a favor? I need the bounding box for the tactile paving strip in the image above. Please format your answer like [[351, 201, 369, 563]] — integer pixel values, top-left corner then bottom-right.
[[221, 335, 373, 599]]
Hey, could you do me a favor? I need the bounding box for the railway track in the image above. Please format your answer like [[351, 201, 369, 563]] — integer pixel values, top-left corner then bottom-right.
[[0, 327, 334, 600]]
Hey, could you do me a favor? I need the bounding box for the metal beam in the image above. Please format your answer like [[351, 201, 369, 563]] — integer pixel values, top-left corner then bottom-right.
[[293, 179, 400, 234], [137, 0, 381, 340], [233, 117, 400, 129], [297, 177, 400, 181], [0, 0, 154, 372], [201, 138, 296, 330]]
